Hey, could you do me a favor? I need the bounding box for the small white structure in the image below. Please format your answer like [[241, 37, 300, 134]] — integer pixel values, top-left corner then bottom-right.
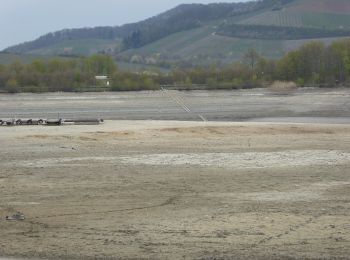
[[95, 76, 108, 80], [95, 76, 110, 87]]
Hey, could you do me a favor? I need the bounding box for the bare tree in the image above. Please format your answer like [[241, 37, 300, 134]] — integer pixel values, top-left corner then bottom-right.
[[243, 48, 260, 70]]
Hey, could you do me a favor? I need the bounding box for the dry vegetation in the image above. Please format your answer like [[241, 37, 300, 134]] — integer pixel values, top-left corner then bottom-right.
[[269, 81, 298, 94]]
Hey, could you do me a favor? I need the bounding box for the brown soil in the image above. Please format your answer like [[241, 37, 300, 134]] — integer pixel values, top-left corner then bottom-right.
[[0, 121, 349, 260]]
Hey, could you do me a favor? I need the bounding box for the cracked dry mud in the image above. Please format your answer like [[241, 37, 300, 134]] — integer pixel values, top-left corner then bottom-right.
[[0, 121, 350, 259]]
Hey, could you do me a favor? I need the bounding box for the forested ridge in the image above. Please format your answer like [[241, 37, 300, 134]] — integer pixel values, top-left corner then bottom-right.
[[1, 38, 350, 93], [5, 0, 350, 67], [4, 0, 293, 53]]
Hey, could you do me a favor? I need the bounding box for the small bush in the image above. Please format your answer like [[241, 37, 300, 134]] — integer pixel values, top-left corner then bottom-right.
[[5, 79, 20, 93], [269, 81, 297, 94], [22, 85, 49, 93]]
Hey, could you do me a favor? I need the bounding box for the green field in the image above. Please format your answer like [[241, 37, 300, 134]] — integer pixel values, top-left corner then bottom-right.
[[301, 13, 350, 29], [238, 11, 303, 27], [28, 39, 121, 56], [239, 11, 350, 30], [0, 53, 73, 65], [236, 0, 350, 30]]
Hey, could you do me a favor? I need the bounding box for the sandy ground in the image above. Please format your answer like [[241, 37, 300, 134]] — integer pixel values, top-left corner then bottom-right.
[[1, 88, 350, 122], [0, 121, 350, 259]]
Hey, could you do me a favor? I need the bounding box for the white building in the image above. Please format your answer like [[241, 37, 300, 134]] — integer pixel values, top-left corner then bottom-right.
[[95, 76, 110, 87]]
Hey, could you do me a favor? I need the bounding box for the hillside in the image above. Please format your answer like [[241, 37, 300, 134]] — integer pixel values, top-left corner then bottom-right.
[[4, 0, 269, 55], [26, 39, 121, 56], [237, 0, 350, 29], [121, 0, 350, 67], [3, 0, 350, 68]]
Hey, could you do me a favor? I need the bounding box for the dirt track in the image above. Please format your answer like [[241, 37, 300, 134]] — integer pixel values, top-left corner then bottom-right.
[[0, 121, 350, 259]]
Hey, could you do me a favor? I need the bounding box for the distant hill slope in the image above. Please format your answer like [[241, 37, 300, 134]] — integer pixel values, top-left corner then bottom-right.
[[118, 0, 350, 66], [26, 39, 121, 56], [287, 0, 350, 14], [4, 0, 272, 55], [237, 0, 350, 28], [3, 0, 350, 68]]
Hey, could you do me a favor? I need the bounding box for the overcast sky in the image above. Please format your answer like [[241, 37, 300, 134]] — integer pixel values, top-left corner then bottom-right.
[[0, 0, 248, 50]]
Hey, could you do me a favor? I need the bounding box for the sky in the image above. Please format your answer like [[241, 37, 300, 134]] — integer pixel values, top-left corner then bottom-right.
[[0, 0, 247, 50]]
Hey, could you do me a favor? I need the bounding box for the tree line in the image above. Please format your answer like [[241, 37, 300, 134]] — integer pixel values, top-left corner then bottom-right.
[[0, 38, 349, 93]]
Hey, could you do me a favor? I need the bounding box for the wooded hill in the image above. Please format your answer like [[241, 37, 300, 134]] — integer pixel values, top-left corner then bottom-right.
[[3, 0, 350, 68], [5, 0, 276, 53]]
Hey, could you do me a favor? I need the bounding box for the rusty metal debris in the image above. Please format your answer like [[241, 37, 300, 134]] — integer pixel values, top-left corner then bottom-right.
[[6, 212, 25, 221], [0, 118, 104, 126]]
